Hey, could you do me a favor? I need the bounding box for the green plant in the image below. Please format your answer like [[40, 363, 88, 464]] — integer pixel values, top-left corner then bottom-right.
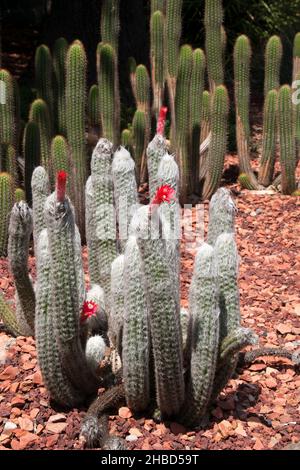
[[205, 0, 224, 91], [264, 35, 282, 96], [278, 85, 296, 194], [150, 10, 165, 116], [15, 188, 25, 203], [100, 0, 120, 55], [258, 90, 278, 186], [29, 99, 52, 180], [132, 110, 147, 184], [53, 37, 68, 135], [88, 85, 100, 131], [0, 172, 13, 257], [35, 45, 54, 121], [23, 121, 41, 205]]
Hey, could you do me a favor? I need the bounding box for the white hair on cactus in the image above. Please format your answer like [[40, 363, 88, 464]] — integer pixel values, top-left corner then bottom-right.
[[85, 335, 106, 371]]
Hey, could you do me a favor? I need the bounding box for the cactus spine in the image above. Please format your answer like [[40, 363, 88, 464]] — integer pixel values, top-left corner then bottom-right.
[[150, 10, 165, 116], [151, 0, 165, 13], [53, 37, 68, 135], [135, 64, 151, 181], [175, 44, 193, 202], [110, 254, 125, 352], [66, 40, 87, 238], [29, 99, 52, 179], [50, 136, 72, 199], [205, 0, 224, 91], [202, 85, 229, 200], [23, 121, 41, 206], [258, 90, 278, 186], [278, 85, 296, 195], [35, 45, 54, 120], [264, 36, 282, 96], [190, 49, 206, 192], [234, 35, 258, 190], [0, 173, 13, 256]]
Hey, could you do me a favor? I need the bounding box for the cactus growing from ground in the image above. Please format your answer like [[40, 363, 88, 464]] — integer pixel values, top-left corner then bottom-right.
[[110, 254, 125, 352], [0, 172, 13, 257], [234, 35, 258, 190], [202, 85, 229, 200], [150, 10, 165, 116], [66, 40, 87, 238], [53, 37, 68, 135], [50, 136, 72, 200], [264, 36, 282, 96], [23, 121, 41, 206], [205, 0, 224, 91], [29, 99, 52, 179], [5, 145, 17, 192], [258, 90, 278, 186], [175, 44, 193, 202], [35, 45, 54, 121], [278, 85, 296, 195]]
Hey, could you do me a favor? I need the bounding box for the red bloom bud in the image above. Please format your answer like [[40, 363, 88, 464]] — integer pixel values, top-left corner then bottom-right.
[[80, 300, 98, 323], [156, 106, 168, 135], [56, 170, 68, 203], [151, 184, 176, 207]]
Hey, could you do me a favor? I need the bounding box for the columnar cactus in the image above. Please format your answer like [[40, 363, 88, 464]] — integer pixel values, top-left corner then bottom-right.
[[88, 85, 100, 131], [234, 35, 258, 190], [202, 85, 229, 200], [0, 172, 13, 257], [293, 33, 300, 83], [150, 10, 165, 116], [121, 129, 132, 151], [278, 85, 296, 195], [123, 235, 150, 412], [175, 44, 193, 202], [207, 188, 236, 246], [0, 291, 22, 336], [151, 0, 165, 13], [205, 0, 224, 91], [258, 90, 278, 186], [15, 188, 25, 203], [35, 45, 54, 120], [29, 99, 52, 179], [0, 69, 15, 148], [190, 48, 206, 192], [85, 176, 101, 286], [66, 40, 87, 238], [199, 90, 211, 181], [8, 202, 35, 335], [110, 254, 125, 352], [135, 64, 151, 179], [132, 110, 147, 183], [264, 36, 282, 96], [5, 145, 17, 192], [147, 108, 168, 199], [31, 166, 49, 250], [100, 0, 120, 55], [53, 37, 68, 135], [23, 121, 41, 205], [51, 136, 70, 181]]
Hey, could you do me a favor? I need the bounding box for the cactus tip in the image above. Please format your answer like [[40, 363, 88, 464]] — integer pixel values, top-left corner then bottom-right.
[[157, 107, 168, 135], [56, 170, 68, 203]]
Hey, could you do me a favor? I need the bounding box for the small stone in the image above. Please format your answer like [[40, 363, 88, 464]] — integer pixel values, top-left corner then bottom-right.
[[48, 414, 67, 423], [118, 407, 132, 419], [265, 377, 277, 389], [30, 408, 40, 419], [19, 432, 39, 450], [126, 434, 138, 442], [253, 438, 265, 450], [218, 420, 233, 438], [3, 421, 17, 433], [11, 396, 25, 408], [45, 422, 68, 434], [18, 417, 34, 432], [46, 434, 59, 448], [129, 427, 143, 437], [0, 366, 18, 381]]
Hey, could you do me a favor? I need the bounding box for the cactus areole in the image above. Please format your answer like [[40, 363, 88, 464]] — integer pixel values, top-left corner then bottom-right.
[[56, 170, 68, 203], [156, 106, 168, 135]]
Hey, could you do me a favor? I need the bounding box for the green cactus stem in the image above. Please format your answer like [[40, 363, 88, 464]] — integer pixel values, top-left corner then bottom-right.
[[151, 0, 165, 13], [29, 99, 52, 179], [35, 45, 54, 120], [88, 85, 100, 131], [199, 90, 211, 181], [121, 129, 132, 151], [128, 56, 137, 103], [278, 85, 296, 195], [207, 187, 236, 246], [0, 291, 22, 336], [0, 69, 15, 147], [66, 40, 87, 238], [15, 188, 25, 203], [31, 166, 49, 251], [258, 90, 278, 186], [23, 121, 41, 206], [150, 10, 165, 116], [110, 254, 125, 353], [147, 134, 168, 200], [205, 0, 224, 91], [100, 0, 120, 55], [132, 110, 147, 184], [293, 33, 300, 83], [0, 172, 13, 257], [51, 136, 72, 200], [4, 145, 17, 192], [264, 36, 282, 96], [53, 37, 68, 135], [202, 85, 229, 201]]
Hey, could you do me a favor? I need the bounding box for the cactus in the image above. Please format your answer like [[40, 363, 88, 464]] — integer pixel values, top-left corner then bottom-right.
[[205, 0, 224, 91], [293, 33, 300, 83], [264, 36, 282, 96], [121, 129, 132, 151], [29, 99, 52, 179], [35, 45, 54, 120], [31, 166, 49, 251], [0, 172, 13, 257], [234, 35, 258, 190], [135, 64, 151, 180], [50, 136, 72, 199], [147, 134, 168, 200], [150, 10, 165, 116], [175, 44, 193, 202], [5, 145, 17, 191], [8, 202, 35, 334], [15, 188, 25, 203], [0, 69, 15, 148], [90, 138, 117, 303], [66, 40, 87, 238], [128, 56, 137, 102], [132, 110, 147, 184], [258, 90, 278, 186], [278, 85, 296, 195], [112, 147, 138, 249], [183, 243, 220, 425], [165, 0, 183, 136], [110, 254, 125, 352], [151, 0, 165, 13], [199, 90, 211, 181], [134, 205, 184, 417], [0, 291, 22, 336], [207, 188, 236, 246], [122, 235, 150, 412], [202, 85, 229, 201], [98, 44, 119, 144], [295, 71, 300, 164], [190, 49, 206, 192], [23, 121, 41, 206], [53, 37, 68, 135], [85, 335, 106, 372], [85, 176, 101, 286], [100, 0, 120, 55], [88, 85, 100, 130]]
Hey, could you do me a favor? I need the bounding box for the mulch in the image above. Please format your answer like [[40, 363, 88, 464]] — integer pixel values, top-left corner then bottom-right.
[[0, 167, 300, 450]]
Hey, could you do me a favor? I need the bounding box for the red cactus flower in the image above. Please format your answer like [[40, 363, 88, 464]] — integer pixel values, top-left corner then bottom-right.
[[156, 106, 168, 135], [151, 184, 176, 207], [56, 170, 68, 203], [81, 300, 98, 323]]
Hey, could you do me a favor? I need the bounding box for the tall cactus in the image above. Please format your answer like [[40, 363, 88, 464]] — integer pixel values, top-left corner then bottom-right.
[[135, 64, 151, 180], [0, 291, 22, 336], [23, 121, 41, 206], [100, 0, 120, 55], [147, 131, 168, 200], [207, 187, 236, 246], [110, 254, 125, 352], [85, 176, 101, 286], [293, 32, 300, 83], [29, 99, 52, 179], [31, 166, 49, 250], [53, 37, 68, 135], [151, 0, 165, 13], [50, 136, 72, 200], [0, 172, 13, 256], [205, 0, 224, 91], [202, 85, 229, 200], [199, 90, 211, 181], [234, 35, 258, 190], [150, 10, 165, 116], [0, 69, 15, 149], [190, 48, 206, 192], [165, 0, 183, 136], [123, 235, 150, 412], [278, 85, 296, 195], [35, 45, 54, 120], [264, 35, 282, 96], [88, 84, 100, 131], [132, 110, 147, 184], [258, 90, 278, 186], [175, 44, 193, 202], [66, 40, 87, 238]]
